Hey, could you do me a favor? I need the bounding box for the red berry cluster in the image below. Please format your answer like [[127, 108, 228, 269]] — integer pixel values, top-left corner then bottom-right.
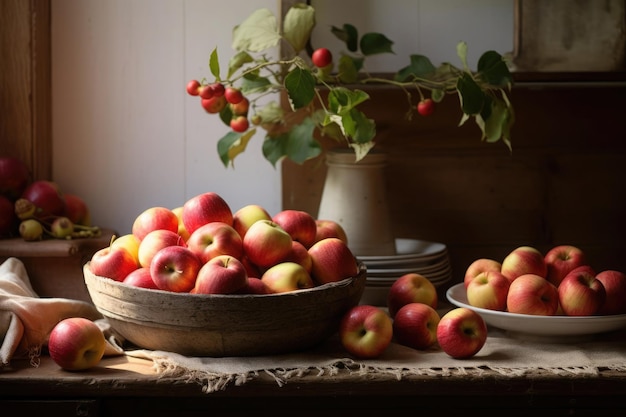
[[186, 80, 250, 133]]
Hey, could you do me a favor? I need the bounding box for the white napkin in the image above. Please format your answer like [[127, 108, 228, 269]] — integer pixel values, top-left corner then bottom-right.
[[0, 257, 122, 366]]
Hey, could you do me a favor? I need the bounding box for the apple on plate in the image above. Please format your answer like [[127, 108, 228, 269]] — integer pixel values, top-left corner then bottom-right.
[[392, 302, 440, 350], [308, 237, 359, 285], [595, 270, 626, 315], [186, 221, 243, 264], [544, 244, 587, 286], [137, 229, 186, 268], [466, 270, 511, 311], [131, 206, 179, 241], [123, 267, 158, 289], [436, 307, 487, 359], [272, 209, 318, 248], [193, 255, 248, 295], [243, 219, 293, 269], [89, 246, 138, 282], [339, 305, 393, 359], [386, 273, 437, 318], [47, 317, 106, 371], [182, 192, 233, 235], [558, 269, 606, 316], [506, 273, 559, 316], [501, 246, 547, 282], [314, 219, 348, 245], [232, 204, 272, 238], [261, 261, 314, 293], [150, 246, 202, 293], [464, 258, 502, 288]]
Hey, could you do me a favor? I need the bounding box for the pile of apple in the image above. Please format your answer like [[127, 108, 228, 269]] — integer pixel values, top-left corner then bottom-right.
[[339, 273, 488, 361], [464, 245, 626, 316], [0, 156, 98, 241], [88, 191, 360, 296]]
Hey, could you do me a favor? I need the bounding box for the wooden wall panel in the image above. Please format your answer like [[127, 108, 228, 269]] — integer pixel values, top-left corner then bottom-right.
[[282, 82, 626, 284]]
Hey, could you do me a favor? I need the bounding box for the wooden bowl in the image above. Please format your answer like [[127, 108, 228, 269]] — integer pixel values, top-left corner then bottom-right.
[[83, 262, 366, 357]]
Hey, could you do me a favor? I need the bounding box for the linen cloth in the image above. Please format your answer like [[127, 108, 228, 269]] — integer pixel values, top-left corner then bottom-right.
[[0, 257, 122, 366], [125, 322, 626, 393]]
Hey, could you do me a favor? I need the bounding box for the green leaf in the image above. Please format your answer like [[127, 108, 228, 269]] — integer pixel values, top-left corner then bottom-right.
[[395, 54, 436, 82], [350, 141, 376, 162], [327, 87, 370, 114], [261, 118, 321, 166], [209, 48, 220, 80], [477, 50, 512, 87], [241, 72, 272, 94], [360, 32, 394, 56], [284, 67, 316, 109], [348, 109, 376, 144], [337, 55, 360, 83], [431, 89, 445, 103], [283, 4, 316, 54], [331, 24, 358, 52], [255, 101, 284, 123], [456, 41, 469, 70], [482, 97, 509, 143], [227, 51, 254, 78], [219, 105, 233, 127], [217, 129, 257, 167], [457, 73, 485, 115], [232, 8, 281, 52]]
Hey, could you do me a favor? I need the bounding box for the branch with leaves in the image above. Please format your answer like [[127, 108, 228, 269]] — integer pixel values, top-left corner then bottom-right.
[[186, 3, 515, 168]]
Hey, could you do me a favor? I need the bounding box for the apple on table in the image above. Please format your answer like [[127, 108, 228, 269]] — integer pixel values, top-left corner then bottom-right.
[[392, 302, 440, 350], [386, 273, 437, 318], [339, 305, 393, 359], [436, 307, 487, 359], [48, 317, 106, 371]]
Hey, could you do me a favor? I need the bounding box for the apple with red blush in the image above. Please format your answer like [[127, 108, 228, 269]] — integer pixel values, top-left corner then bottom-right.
[[131, 206, 179, 241], [308, 237, 359, 285], [48, 317, 107, 371], [558, 269, 606, 316], [63, 193, 91, 226], [283, 240, 313, 273], [386, 273, 437, 317], [123, 267, 158, 289], [243, 219, 293, 269], [182, 192, 233, 235], [436, 307, 487, 359], [193, 255, 248, 295], [238, 277, 271, 295], [501, 246, 547, 282], [272, 209, 317, 248], [466, 270, 511, 311], [339, 305, 393, 359], [21, 180, 66, 218], [464, 258, 502, 288], [544, 244, 587, 286], [171, 206, 190, 242], [314, 219, 348, 244], [506, 273, 559, 316], [232, 204, 271, 238], [393, 303, 440, 350], [261, 261, 314, 293], [137, 229, 186, 268], [186, 221, 243, 263], [595, 270, 626, 315], [150, 246, 202, 293], [89, 246, 138, 282]]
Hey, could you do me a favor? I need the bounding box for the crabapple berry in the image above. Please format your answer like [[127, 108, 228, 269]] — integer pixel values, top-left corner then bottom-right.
[[230, 116, 249, 133], [312, 48, 332, 68], [201, 96, 227, 114], [199, 85, 214, 100], [417, 98, 435, 116], [186, 80, 201, 96], [210, 83, 225, 97], [225, 88, 244, 105], [230, 98, 250, 116]]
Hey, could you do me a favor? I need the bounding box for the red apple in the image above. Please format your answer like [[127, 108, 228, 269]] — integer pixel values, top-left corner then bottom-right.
[[466, 270, 511, 311], [464, 258, 502, 288], [392, 303, 440, 350], [243, 219, 293, 269], [237, 277, 272, 295], [0, 195, 18, 237], [131, 206, 179, 241], [171, 206, 190, 242], [150, 246, 202, 293], [123, 267, 158, 289], [21, 180, 66, 218], [558, 269, 606, 316], [48, 317, 106, 371], [339, 305, 393, 359], [261, 261, 314, 293], [436, 307, 487, 359], [501, 246, 547, 282], [63, 193, 91, 226], [186, 221, 243, 264], [282, 240, 313, 273], [314, 219, 348, 244], [193, 255, 248, 295], [0, 156, 30, 200], [308, 237, 359, 285], [544, 244, 587, 286], [272, 209, 317, 248], [232, 204, 272, 238], [89, 247, 138, 282], [137, 229, 186, 268], [386, 273, 438, 318], [110, 233, 141, 267], [595, 270, 626, 315], [182, 192, 233, 235], [240, 254, 263, 278], [506, 273, 559, 316]]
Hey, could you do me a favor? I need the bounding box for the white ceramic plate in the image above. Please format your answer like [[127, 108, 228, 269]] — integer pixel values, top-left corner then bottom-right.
[[357, 239, 447, 263], [446, 283, 626, 337]]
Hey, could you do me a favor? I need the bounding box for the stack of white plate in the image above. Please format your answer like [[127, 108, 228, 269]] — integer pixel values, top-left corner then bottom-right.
[[357, 238, 453, 306]]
